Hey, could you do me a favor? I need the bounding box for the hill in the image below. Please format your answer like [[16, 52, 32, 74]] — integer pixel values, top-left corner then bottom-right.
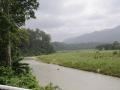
[[64, 26, 120, 44]]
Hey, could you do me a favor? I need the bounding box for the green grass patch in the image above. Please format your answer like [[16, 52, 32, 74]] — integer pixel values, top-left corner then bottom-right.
[[38, 50, 120, 77]]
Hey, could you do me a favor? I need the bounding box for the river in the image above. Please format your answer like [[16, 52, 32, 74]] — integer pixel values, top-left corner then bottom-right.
[[24, 57, 120, 90]]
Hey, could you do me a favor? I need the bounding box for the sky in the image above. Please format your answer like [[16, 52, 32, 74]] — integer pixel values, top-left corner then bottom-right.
[[25, 0, 120, 41]]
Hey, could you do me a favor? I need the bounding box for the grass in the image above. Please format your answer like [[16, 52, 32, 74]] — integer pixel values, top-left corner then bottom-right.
[[38, 50, 120, 77]]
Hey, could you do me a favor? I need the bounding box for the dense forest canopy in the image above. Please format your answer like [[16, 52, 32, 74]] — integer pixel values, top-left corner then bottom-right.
[[0, 0, 39, 66], [0, 1, 58, 89], [20, 29, 55, 56]]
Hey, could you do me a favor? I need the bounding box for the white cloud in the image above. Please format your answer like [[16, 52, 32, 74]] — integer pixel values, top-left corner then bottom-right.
[[26, 0, 120, 41]]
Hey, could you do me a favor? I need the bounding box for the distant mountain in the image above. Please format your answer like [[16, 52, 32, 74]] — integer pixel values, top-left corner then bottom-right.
[[64, 26, 120, 44]]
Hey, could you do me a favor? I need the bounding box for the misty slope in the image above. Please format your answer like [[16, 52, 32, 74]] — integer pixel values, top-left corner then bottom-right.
[[64, 26, 120, 44]]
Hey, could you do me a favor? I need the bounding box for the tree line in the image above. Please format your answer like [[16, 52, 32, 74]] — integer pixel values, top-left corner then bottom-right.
[[96, 41, 120, 50], [52, 42, 102, 51], [20, 29, 55, 56]]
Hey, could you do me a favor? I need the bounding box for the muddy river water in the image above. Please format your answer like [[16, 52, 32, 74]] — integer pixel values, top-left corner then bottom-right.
[[24, 58, 120, 90]]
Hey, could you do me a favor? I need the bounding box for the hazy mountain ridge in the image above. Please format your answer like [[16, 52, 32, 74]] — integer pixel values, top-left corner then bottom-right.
[[64, 26, 120, 44]]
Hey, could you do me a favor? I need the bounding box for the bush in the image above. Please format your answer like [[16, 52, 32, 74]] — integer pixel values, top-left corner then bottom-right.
[[113, 51, 118, 55], [0, 66, 39, 89], [40, 83, 61, 90], [12, 57, 29, 75], [0, 66, 58, 90]]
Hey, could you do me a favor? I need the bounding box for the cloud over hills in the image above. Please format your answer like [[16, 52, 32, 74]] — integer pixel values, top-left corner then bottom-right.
[[26, 0, 120, 41]]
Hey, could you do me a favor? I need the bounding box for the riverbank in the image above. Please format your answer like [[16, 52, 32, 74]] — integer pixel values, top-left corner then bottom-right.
[[38, 50, 120, 77], [0, 61, 57, 90], [25, 59, 120, 90], [0, 66, 41, 90]]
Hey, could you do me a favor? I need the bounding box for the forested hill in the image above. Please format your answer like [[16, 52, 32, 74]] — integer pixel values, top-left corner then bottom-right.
[[52, 42, 103, 51], [64, 26, 120, 44]]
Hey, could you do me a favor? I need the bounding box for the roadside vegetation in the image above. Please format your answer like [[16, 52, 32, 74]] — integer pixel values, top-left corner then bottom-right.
[[0, 66, 58, 90], [0, 0, 56, 90], [38, 50, 120, 77], [0, 66, 40, 89]]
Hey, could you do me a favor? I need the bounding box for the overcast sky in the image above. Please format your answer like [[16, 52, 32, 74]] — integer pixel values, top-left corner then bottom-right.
[[25, 0, 120, 41]]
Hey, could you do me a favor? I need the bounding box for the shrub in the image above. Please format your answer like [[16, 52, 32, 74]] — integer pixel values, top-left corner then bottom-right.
[[0, 66, 58, 90], [12, 57, 29, 75], [113, 51, 118, 55]]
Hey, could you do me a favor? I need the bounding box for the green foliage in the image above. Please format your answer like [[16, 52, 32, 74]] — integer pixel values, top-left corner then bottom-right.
[[38, 50, 120, 77], [113, 51, 118, 55], [20, 29, 55, 56], [112, 50, 120, 57], [0, 0, 39, 26], [0, 66, 13, 77], [0, 0, 39, 65], [0, 11, 15, 65], [11, 29, 29, 46], [0, 66, 40, 89], [12, 57, 29, 75], [10, 29, 29, 64], [0, 1, 57, 90], [52, 42, 102, 51], [41, 83, 61, 90], [0, 12, 13, 32], [96, 41, 120, 50], [94, 51, 103, 59], [0, 66, 58, 90]]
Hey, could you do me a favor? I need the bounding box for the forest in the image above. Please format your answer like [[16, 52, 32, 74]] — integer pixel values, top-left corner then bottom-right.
[[0, 0, 55, 90], [20, 28, 55, 56]]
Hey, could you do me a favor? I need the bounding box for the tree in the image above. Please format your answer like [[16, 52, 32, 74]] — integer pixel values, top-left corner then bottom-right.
[[20, 29, 55, 56], [96, 41, 120, 50], [0, 0, 39, 66], [0, 12, 15, 65], [113, 41, 120, 50], [11, 29, 29, 61]]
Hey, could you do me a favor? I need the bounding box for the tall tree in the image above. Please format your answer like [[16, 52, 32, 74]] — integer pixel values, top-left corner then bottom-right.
[[0, 12, 14, 65], [0, 0, 39, 66], [20, 29, 55, 56]]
